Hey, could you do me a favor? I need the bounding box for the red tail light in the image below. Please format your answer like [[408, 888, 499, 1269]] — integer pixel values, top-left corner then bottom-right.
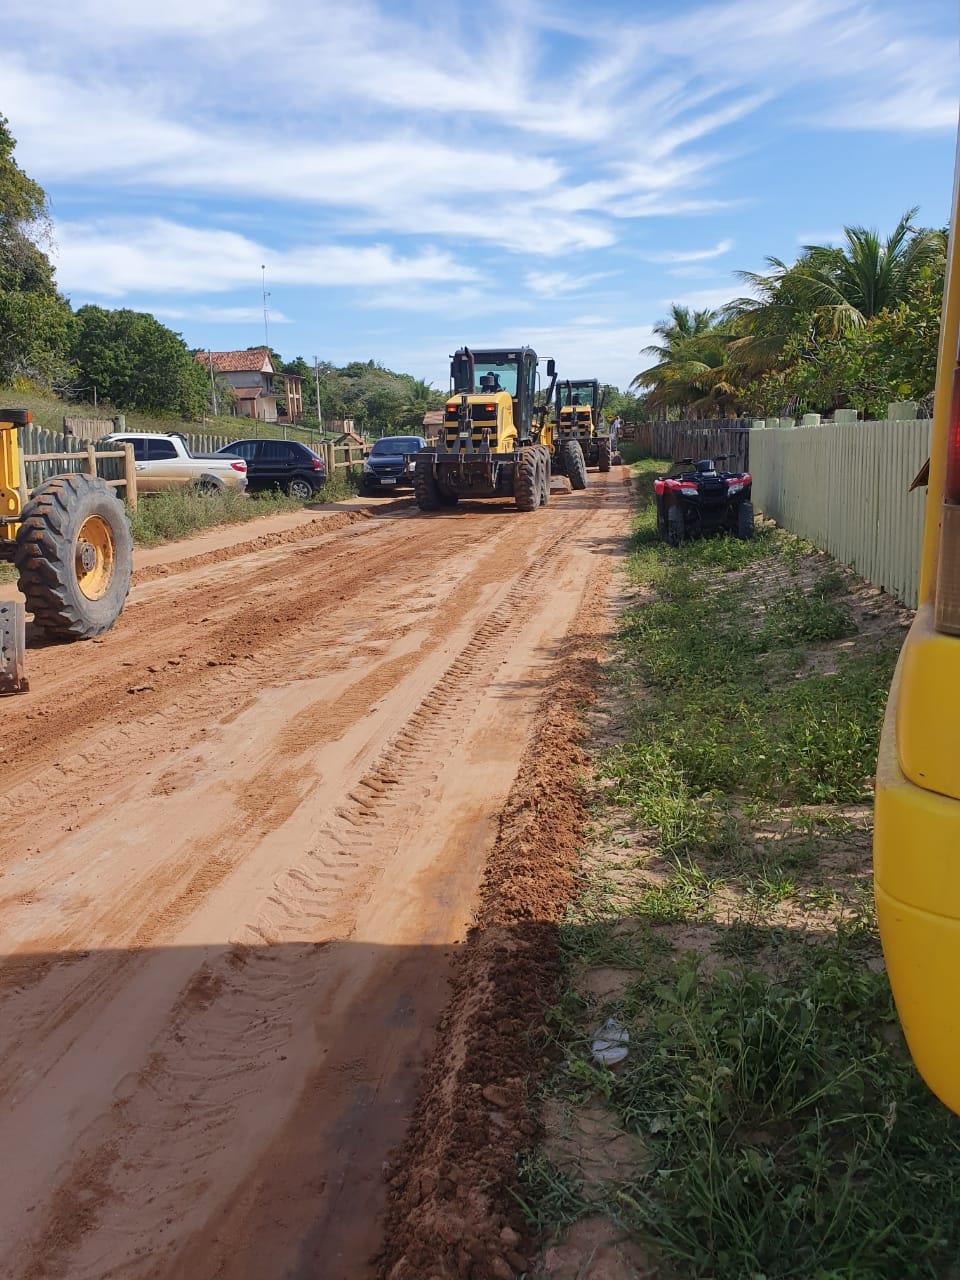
[[935, 363, 960, 633], [312, 456, 324, 470], [230, 461, 246, 473]]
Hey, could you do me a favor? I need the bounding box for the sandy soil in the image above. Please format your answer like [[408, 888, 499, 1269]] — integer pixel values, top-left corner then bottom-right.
[[0, 472, 632, 1280]]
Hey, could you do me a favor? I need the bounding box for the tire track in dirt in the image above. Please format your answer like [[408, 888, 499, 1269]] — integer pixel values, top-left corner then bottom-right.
[[0, 476, 632, 1280]]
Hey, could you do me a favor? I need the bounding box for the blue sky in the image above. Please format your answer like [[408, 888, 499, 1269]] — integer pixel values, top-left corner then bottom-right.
[[3, 0, 958, 389]]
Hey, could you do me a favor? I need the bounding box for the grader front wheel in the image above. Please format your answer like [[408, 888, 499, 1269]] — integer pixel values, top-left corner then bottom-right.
[[514, 447, 542, 512], [14, 473, 133, 640]]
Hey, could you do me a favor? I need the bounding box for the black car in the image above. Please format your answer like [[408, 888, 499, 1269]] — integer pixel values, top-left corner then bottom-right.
[[218, 438, 327, 500], [360, 435, 427, 494]]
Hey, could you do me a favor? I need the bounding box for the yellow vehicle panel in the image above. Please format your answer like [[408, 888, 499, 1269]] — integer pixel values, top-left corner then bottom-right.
[[874, 130, 960, 1113]]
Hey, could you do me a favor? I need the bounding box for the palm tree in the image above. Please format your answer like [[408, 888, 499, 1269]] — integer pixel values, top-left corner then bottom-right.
[[633, 308, 741, 417], [798, 209, 945, 330], [398, 377, 442, 431], [729, 210, 945, 370]]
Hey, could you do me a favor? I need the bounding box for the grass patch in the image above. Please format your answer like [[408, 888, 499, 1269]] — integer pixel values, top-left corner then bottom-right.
[[610, 955, 960, 1277], [127, 469, 360, 546], [521, 459, 960, 1278], [127, 487, 302, 546]]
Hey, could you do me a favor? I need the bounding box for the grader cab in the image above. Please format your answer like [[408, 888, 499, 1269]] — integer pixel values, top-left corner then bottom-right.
[[414, 347, 557, 512], [0, 409, 133, 694], [556, 379, 614, 473]]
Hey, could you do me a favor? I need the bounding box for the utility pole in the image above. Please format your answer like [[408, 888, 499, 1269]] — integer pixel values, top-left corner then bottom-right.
[[207, 350, 219, 417], [261, 264, 270, 350], [321, 355, 330, 435]]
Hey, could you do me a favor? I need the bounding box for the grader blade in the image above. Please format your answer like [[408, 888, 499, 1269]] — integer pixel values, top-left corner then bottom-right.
[[0, 599, 28, 694]]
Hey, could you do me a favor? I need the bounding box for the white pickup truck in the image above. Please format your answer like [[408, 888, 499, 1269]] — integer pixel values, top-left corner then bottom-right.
[[102, 432, 247, 494]]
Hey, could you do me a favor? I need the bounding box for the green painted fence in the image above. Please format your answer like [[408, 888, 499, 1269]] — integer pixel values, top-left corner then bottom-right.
[[750, 418, 932, 607]]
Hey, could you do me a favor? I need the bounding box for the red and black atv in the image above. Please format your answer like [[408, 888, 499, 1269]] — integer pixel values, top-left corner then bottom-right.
[[654, 457, 754, 546]]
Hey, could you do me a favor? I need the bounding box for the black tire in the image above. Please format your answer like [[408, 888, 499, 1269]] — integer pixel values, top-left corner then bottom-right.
[[195, 475, 224, 495], [437, 488, 459, 507], [539, 447, 550, 507], [287, 476, 315, 501], [598, 439, 612, 473], [561, 440, 587, 490], [514, 447, 540, 512], [414, 456, 442, 511], [14, 473, 133, 640], [737, 500, 755, 540], [667, 504, 685, 548], [656, 497, 667, 540]]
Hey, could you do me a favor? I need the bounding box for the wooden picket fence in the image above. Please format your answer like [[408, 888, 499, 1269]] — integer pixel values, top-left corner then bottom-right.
[[628, 419, 752, 470], [17, 422, 137, 509], [750, 418, 932, 607]]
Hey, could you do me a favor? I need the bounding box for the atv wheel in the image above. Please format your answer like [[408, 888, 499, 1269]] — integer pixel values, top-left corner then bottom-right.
[[14, 473, 133, 640], [656, 497, 667, 540], [667, 504, 685, 548], [562, 440, 587, 490], [737, 500, 755, 540], [598, 439, 611, 473], [514, 447, 541, 512], [414, 456, 442, 510]]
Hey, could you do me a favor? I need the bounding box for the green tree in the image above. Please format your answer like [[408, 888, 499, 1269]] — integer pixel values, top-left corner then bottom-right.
[[0, 115, 75, 385], [396, 376, 442, 433], [71, 307, 208, 416], [633, 307, 742, 417], [797, 209, 944, 331]]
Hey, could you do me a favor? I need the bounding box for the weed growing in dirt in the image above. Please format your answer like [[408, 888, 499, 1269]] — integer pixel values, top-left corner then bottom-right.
[[125, 467, 360, 546], [610, 954, 960, 1277], [522, 459, 960, 1279], [127, 486, 302, 545]]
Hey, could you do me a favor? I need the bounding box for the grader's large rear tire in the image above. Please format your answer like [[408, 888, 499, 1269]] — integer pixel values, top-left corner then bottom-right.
[[598, 438, 612, 473], [562, 440, 587, 490], [514, 447, 541, 512], [14, 473, 133, 640]]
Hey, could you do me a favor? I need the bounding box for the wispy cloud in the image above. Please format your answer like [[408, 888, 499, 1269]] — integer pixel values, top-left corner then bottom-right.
[[524, 269, 612, 296], [641, 238, 734, 264], [53, 218, 479, 297], [151, 304, 292, 325]]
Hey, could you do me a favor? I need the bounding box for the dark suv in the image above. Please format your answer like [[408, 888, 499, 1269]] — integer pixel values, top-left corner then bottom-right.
[[360, 436, 427, 494], [218, 438, 327, 500]]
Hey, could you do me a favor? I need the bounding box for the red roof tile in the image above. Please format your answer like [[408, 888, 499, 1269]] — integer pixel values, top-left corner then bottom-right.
[[195, 348, 275, 374]]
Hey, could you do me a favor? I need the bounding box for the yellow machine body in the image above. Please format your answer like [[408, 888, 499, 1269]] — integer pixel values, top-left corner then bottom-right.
[[443, 390, 521, 456], [874, 128, 960, 1113], [559, 404, 596, 435], [0, 411, 26, 541]]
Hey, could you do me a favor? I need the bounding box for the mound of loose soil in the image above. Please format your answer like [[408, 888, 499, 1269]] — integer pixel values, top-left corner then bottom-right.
[[132, 510, 371, 583], [380, 561, 618, 1280]]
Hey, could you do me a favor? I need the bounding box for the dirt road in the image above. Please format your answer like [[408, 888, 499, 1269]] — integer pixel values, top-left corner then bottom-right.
[[0, 472, 631, 1280]]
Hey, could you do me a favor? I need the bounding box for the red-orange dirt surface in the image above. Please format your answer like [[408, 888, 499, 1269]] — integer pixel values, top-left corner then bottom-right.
[[0, 472, 632, 1279]]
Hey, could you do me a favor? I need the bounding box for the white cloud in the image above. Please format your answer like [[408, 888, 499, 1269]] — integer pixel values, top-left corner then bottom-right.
[[665, 285, 741, 311], [641, 239, 734, 264], [53, 218, 479, 296], [796, 229, 844, 246], [524, 270, 612, 296], [151, 304, 292, 325]]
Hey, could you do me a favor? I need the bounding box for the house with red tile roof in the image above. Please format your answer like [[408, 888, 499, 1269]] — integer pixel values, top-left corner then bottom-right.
[[196, 347, 280, 422]]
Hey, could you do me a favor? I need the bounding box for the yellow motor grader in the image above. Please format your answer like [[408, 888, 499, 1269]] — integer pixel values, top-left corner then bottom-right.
[[555, 379, 614, 473], [414, 347, 557, 512], [1, 409, 133, 694]]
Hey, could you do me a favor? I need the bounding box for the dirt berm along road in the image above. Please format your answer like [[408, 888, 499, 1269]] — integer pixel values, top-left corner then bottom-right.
[[0, 471, 631, 1280]]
